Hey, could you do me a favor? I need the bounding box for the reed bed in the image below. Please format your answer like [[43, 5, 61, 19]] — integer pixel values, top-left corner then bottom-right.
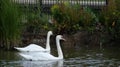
[[0, 0, 22, 50]]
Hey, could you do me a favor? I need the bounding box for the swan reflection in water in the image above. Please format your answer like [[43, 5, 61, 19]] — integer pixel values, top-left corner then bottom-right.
[[20, 60, 63, 67]]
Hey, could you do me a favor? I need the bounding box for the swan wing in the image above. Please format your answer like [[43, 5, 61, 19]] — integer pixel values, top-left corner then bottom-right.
[[24, 44, 45, 51], [15, 44, 46, 52]]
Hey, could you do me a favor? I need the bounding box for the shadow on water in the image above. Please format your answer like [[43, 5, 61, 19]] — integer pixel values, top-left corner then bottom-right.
[[1, 45, 120, 67]]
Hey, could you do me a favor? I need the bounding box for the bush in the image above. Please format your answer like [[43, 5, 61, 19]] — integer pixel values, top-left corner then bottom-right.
[[99, 0, 120, 42], [20, 2, 52, 34], [51, 2, 98, 34], [24, 12, 51, 34], [51, 3, 81, 34]]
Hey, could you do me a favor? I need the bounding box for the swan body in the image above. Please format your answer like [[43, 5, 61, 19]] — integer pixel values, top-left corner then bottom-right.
[[14, 44, 47, 52], [19, 35, 65, 60], [14, 31, 53, 52]]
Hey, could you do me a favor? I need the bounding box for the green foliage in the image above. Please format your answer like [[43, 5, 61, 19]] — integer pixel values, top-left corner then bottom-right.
[[100, 0, 117, 27], [115, 0, 120, 11], [0, 0, 22, 49], [51, 2, 98, 34], [99, 0, 120, 41], [24, 11, 51, 34], [20, 2, 52, 34], [51, 2, 82, 34], [80, 7, 98, 32]]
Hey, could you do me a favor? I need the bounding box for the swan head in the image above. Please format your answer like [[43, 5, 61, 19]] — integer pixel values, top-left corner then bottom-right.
[[56, 35, 65, 41], [48, 31, 53, 35]]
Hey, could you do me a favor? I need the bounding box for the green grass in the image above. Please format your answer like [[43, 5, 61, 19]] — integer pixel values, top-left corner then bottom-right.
[[0, 0, 22, 50]]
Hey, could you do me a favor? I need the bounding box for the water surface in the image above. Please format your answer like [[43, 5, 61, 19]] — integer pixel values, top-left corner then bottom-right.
[[0, 46, 120, 67]]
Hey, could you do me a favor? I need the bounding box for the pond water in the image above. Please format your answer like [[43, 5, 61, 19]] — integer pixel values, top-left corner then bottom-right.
[[0, 46, 120, 67]]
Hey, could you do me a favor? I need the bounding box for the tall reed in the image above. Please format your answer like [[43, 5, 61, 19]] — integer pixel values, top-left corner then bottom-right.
[[0, 0, 22, 50]]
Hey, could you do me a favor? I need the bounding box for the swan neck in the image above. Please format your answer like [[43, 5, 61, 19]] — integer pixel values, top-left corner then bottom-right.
[[46, 33, 51, 50], [56, 38, 63, 59]]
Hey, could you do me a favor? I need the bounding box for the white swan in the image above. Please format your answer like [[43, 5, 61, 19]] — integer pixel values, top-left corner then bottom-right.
[[14, 31, 53, 52], [19, 35, 65, 60]]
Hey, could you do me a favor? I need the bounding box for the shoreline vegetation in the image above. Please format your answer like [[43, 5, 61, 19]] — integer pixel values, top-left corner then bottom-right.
[[0, 0, 120, 50]]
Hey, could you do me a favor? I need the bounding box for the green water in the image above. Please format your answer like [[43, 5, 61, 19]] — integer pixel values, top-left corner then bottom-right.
[[0, 46, 120, 67]]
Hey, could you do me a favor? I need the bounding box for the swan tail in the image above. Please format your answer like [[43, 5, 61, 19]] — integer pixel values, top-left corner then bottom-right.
[[14, 47, 25, 52]]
